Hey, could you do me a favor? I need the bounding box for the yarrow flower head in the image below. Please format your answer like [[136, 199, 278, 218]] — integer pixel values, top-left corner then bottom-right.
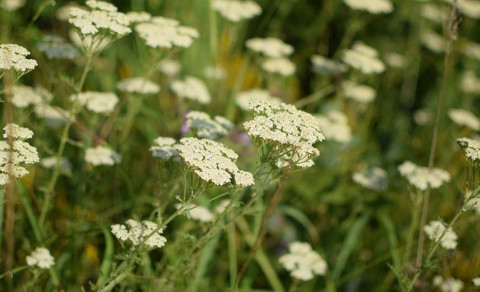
[[424, 220, 458, 250], [111, 219, 167, 249], [353, 166, 388, 191], [246, 37, 294, 58], [315, 110, 352, 144], [158, 59, 181, 76], [212, 0, 261, 22], [398, 161, 450, 191], [1, 0, 25, 11], [311, 55, 347, 75], [126, 11, 152, 23], [244, 99, 325, 168], [40, 156, 72, 172], [262, 58, 296, 76], [185, 111, 233, 140], [279, 242, 327, 281], [26, 247, 55, 269], [85, 146, 121, 166], [71, 91, 119, 114], [135, 17, 199, 49], [433, 276, 464, 292], [343, 0, 393, 14], [36, 35, 79, 60], [116, 77, 160, 95], [422, 30, 445, 53], [0, 44, 37, 74], [176, 203, 214, 222], [10, 85, 52, 108], [236, 89, 281, 111], [175, 138, 254, 187], [448, 108, 480, 131], [150, 137, 180, 162], [342, 42, 385, 74], [171, 76, 211, 104], [342, 81, 376, 104], [457, 137, 480, 166], [460, 71, 480, 94], [0, 124, 39, 185]]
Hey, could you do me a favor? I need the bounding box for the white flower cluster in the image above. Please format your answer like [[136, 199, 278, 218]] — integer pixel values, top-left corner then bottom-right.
[[448, 109, 480, 131], [421, 4, 448, 23], [279, 242, 327, 281], [342, 81, 376, 104], [111, 219, 167, 248], [422, 30, 445, 53], [457, 137, 480, 165], [473, 277, 480, 287], [85, 146, 121, 166], [0, 124, 39, 185], [384, 53, 405, 68], [186, 111, 233, 140], [236, 89, 281, 111], [315, 110, 352, 144], [204, 66, 226, 80], [398, 161, 450, 191], [158, 60, 181, 76], [26, 247, 55, 269], [176, 203, 214, 222], [433, 276, 463, 292], [171, 76, 211, 104], [1, 0, 25, 11], [342, 42, 385, 74], [68, 1, 131, 37], [116, 77, 160, 95], [175, 138, 254, 187], [246, 37, 294, 58], [150, 137, 180, 161], [424, 220, 458, 250], [0, 44, 37, 73], [37, 35, 79, 60], [343, 0, 393, 14], [244, 99, 325, 167], [455, 0, 480, 19], [40, 156, 72, 172], [460, 71, 480, 94], [135, 17, 198, 49], [126, 11, 152, 23], [34, 104, 69, 128], [353, 166, 388, 191], [10, 85, 52, 108], [465, 42, 480, 61], [212, 0, 261, 22], [262, 57, 296, 76], [71, 91, 119, 114], [311, 55, 346, 75]]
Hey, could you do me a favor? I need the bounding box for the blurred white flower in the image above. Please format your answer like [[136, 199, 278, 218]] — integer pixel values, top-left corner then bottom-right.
[[433, 276, 463, 292], [126, 11, 152, 23], [342, 81, 376, 104], [236, 89, 281, 111], [262, 58, 296, 76], [413, 109, 432, 126], [246, 37, 294, 58], [311, 55, 346, 75], [40, 156, 72, 172], [279, 242, 327, 281], [460, 71, 480, 94], [85, 146, 121, 166], [353, 167, 388, 191], [150, 137, 180, 161], [384, 53, 405, 68], [135, 17, 198, 49], [342, 42, 385, 74], [26, 247, 54, 269], [177, 203, 214, 222], [316, 110, 352, 144], [186, 111, 233, 140], [214, 199, 231, 214], [448, 108, 480, 131], [0, 0, 25, 11], [175, 138, 254, 187], [116, 77, 160, 95], [421, 4, 448, 23], [10, 85, 52, 108], [204, 66, 227, 80], [171, 76, 211, 104], [422, 30, 445, 53], [212, 0, 261, 22], [71, 91, 119, 114], [398, 161, 450, 191], [36, 35, 79, 60], [424, 221, 457, 250], [158, 60, 181, 76], [343, 0, 393, 14], [455, 0, 480, 19], [472, 277, 480, 287]]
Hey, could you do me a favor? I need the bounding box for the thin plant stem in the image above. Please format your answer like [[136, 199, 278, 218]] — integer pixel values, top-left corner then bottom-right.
[[414, 2, 457, 269]]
